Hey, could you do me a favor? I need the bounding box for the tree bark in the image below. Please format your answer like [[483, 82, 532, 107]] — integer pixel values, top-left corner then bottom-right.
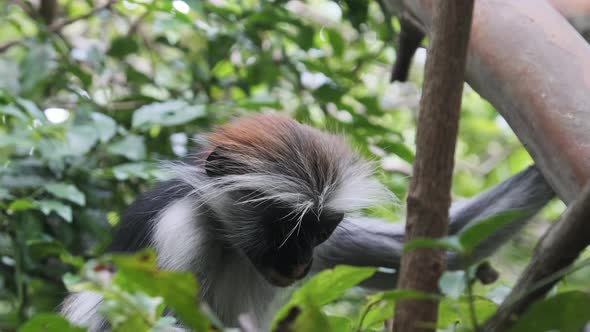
[[482, 183, 590, 331], [39, 0, 57, 25], [392, 2, 474, 331], [384, 0, 590, 204], [549, 0, 590, 40]]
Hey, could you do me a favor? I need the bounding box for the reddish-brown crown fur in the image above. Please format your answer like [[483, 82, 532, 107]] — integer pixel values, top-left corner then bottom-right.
[[204, 113, 357, 195]]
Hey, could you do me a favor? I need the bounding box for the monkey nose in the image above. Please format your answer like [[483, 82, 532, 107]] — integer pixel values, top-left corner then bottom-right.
[[291, 265, 307, 279], [291, 259, 313, 279]]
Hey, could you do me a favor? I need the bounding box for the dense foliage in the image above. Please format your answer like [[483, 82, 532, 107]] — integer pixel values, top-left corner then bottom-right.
[[0, 0, 582, 331]]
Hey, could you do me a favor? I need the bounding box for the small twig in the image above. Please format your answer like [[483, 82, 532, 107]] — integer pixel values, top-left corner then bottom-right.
[[127, 10, 150, 36], [0, 40, 24, 53], [465, 276, 480, 332], [482, 182, 590, 331], [0, 0, 115, 53], [46, 0, 115, 33], [40, 0, 57, 25], [12, 0, 39, 19]]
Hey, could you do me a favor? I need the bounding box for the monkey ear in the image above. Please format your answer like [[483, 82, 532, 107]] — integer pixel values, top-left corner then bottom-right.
[[205, 146, 241, 177]]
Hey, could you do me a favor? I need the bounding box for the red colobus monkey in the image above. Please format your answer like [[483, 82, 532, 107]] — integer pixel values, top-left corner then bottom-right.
[[61, 114, 554, 331]]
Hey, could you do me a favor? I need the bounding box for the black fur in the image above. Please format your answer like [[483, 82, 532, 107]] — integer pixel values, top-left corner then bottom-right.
[[107, 179, 194, 252]]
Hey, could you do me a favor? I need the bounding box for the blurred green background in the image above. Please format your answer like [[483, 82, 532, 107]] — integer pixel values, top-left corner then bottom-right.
[[0, 0, 573, 331]]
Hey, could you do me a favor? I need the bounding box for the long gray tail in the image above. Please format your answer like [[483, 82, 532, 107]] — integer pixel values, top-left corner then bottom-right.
[[313, 165, 555, 288]]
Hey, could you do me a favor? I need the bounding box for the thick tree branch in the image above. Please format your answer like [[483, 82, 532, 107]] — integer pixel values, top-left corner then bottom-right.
[[549, 0, 590, 40], [384, 0, 590, 203], [392, 2, 474, 331], [314, 166, 555, 290], [482, 182, 590, 331]]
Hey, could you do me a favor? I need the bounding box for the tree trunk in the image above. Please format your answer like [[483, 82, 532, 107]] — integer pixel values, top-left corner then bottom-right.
[[392, 2, 474, 331]]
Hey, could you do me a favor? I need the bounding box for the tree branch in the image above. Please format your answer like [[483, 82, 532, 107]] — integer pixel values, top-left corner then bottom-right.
[[549, 0, 590, 40], [313, 166, 554, 289], [384, 0, 590, 204], [392, 2, 474, 331], [482, 182, 590, 331], [39, 0, 57, 25], [46, 0, 115, 33], [0, 0, 115, 53]]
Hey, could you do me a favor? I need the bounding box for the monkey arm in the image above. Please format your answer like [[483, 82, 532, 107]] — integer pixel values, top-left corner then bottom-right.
[[312, 166, 555, 288]]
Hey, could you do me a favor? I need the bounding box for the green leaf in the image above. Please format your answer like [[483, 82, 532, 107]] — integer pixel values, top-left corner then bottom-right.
[[211, 60, 234, 78], [1, 175, 46, 189], [27, 239, 65, 259], [380, 141, 415, 164], [342, 0, 368, 30], [313, 82, 346, 103], [66, 63, 93, 88], [0, 188, 13, 200], [91, 112, 117, 143], [293, 25, 315, 51], [35, 200, 73, 222], [0, 59, 20, 94], [207, 34, 236, 68], [274, 266, 376, 327], [509, 291, 590, 332], [44, 183, 86, 206], [18, 313, 85, 332], [357, 289, 441, 330], [19, 44, 56, 96], [125, 65, 152, 85], [110, 162, 155, 180], [107, 135, 146, 161], [132, 100, 206, 130], [8, 199, 36, 213], [437, 296, 497, 330], [16, 98, 45, 120], [326, 29, 345, 57], [358, 300, 393, 330], [290, 304, 333, 332], [237, 96, 281, 110], [107, 36, 140, 58], [0, 105, 28, 121], [67, 125, 99, 156], [458, 210, 525, 254], [403, 236, 463, 253], [325, 315, 352, 331], [110, 251, 210, 332], [38, 125, 98, 159], [107, 211, 120, 226], [100, 292, 163, 332]]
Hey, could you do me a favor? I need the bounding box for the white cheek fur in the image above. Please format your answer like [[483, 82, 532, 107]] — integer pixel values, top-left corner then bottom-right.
[[151, 198, 202, 271]]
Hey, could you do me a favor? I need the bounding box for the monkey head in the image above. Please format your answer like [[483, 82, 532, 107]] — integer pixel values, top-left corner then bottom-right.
[[199, 114, 390, 287]]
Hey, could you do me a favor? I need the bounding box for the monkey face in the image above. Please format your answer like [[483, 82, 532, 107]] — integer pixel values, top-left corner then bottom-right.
[[257, 207, 343, 287], [200, 114, 385, 286], [228, 191, 344, 287]]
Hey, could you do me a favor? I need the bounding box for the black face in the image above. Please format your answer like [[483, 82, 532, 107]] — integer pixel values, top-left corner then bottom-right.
[[231, 191, 344, 287]]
